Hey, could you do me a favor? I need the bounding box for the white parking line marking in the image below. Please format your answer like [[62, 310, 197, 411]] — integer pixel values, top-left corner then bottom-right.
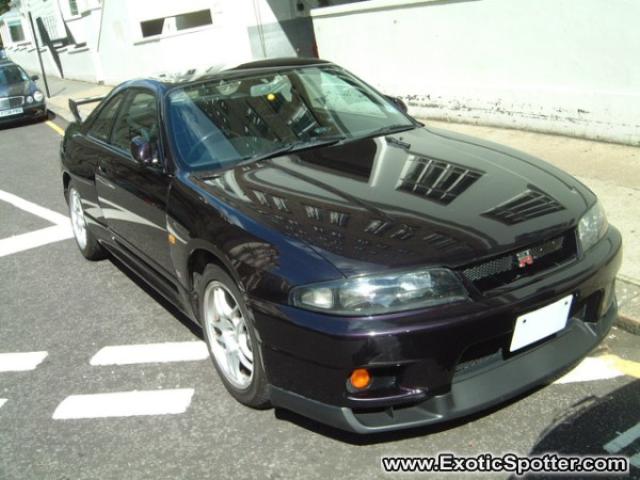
[[0, 399, 7, 410], [0, 224, 73, 257], [52, 389, 195, 419], [554, 356, 624, 384], [0, 189, 74, 257], [604, 422, 640, 468], [604, 422, 640, 454], [90, 341, 208, 366], [0, 189, 69, 225], [0, 351, 48, 372]]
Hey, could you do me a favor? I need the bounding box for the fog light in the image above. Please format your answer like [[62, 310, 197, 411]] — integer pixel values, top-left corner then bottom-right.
[[349, 368, 371, 390]]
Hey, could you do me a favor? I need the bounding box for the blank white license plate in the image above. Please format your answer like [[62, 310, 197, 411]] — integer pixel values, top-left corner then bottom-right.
[[0, 107, 23, 118], [510, 294, 573, 352]]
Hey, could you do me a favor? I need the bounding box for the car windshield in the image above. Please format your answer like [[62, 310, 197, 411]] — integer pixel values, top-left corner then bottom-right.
[[0, 64, 29, 86], [167, 65, 415, 171]]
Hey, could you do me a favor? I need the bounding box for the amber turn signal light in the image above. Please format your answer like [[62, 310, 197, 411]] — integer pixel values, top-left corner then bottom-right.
[[349, 368, 371, 390]]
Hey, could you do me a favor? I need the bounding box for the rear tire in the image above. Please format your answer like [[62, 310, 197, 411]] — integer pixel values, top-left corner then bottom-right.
[[197, 265, 270, 408], [67, 180, 107, 261]]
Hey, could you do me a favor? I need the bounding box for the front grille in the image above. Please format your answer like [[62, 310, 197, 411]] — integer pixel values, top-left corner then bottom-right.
[[453, 335, 506, 380], [0, 96, 25, 111], [460, 231, 577, 292]]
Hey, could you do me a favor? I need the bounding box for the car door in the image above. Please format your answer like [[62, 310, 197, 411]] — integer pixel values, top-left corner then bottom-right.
[[95, 88, 174, 275], [71, 91, 127, 226]]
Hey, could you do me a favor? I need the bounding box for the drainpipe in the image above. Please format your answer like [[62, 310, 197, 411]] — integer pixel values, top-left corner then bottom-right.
[[27, 11, 50, 98], [252, 0, 267, 58]]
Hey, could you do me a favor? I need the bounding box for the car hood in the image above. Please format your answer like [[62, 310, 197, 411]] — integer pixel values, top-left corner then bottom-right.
[[0, 80, 33, 98], [194, 126, 594, 277]]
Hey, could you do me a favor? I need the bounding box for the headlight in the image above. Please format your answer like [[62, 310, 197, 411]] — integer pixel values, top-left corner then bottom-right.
[[33, 91, 44, 102], [578, 201, 608, 252], [290, 268, 468, 315]]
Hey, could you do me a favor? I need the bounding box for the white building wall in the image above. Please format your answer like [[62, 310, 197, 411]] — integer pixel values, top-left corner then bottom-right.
[[97, 0, 254, 85], [3, 0, 345, 85], [58, 46, 99, 82], [24, 0, 66, 41], [312, 0, 640, 145], [7, 46, 61, 75]]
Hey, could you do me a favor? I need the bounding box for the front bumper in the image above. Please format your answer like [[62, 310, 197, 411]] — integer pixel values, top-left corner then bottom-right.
[[253, 227, 622, 433], [269, 303, 616, 433]]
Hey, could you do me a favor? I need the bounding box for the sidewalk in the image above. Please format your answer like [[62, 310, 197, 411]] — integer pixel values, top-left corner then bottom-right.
[[39, 75, 640, 333], [37, 75, 113, 122]]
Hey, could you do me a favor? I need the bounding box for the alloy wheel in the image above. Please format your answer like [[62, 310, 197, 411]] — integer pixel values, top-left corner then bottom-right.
[[203, 281, 254, 389], [69, 188, 88, 250]]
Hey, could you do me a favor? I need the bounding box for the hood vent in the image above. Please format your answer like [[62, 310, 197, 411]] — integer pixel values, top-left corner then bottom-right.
[[397, 157, 484, 205], [482, 187, 565, 225]]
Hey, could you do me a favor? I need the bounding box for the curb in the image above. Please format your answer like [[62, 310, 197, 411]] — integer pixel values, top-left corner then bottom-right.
[[616, 278, 640, 335], [616, 314, 640, 336], [46, 102, 75, 124]]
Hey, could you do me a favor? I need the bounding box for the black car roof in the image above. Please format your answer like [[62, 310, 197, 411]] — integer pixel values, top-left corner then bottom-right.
[[231, 57, 331, 71]]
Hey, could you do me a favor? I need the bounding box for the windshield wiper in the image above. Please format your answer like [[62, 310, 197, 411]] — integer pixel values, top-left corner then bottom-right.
[[239, 137, 344, 165], [363, 124, 418, 139], [336, 124, 418, 147], [197, 137, 345, 179]]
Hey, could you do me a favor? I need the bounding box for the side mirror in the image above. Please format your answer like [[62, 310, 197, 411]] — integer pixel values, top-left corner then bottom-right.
[[130, 136, 155, 165], [386, 95, 408, 113], [30, 75, 39, 81]]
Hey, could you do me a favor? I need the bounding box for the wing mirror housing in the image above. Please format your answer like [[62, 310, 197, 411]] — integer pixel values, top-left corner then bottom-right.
[[30, 74, 39, 81], [130, 136, 156, 165], [386, 95, 408, 113]]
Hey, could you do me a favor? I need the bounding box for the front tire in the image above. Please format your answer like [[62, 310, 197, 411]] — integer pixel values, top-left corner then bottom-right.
[[68, 181, 106, 260], [197, 265, 270, 408]]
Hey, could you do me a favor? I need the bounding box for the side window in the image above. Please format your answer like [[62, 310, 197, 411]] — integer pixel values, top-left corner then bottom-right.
[[88, 94, 124, 142], [112, 92, 159, 152]]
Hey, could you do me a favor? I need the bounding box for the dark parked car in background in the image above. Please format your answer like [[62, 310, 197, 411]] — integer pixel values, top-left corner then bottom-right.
[[0, 61, 47, 125], [60, 58, 621, 433]]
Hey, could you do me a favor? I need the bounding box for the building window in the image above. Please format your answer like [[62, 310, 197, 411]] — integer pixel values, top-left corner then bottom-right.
[[272, 196, 288, 211], [365, 220, 391, 236], [140, 9, 213, 38], [69, 0, 79, 16], [252, 190, 269, 206], [304, 205, 321, 221], [9, 23, 25, 42], [329, 211, 349, 227], [390, 225, 415, 241], [41, 16, 63, 39]]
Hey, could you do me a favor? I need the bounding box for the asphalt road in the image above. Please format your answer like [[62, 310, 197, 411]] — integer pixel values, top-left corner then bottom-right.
[[0, 117, 638, 480]]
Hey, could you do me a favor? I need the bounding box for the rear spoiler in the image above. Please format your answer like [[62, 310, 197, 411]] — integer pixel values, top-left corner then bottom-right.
[[68, 96, 106, 123]]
